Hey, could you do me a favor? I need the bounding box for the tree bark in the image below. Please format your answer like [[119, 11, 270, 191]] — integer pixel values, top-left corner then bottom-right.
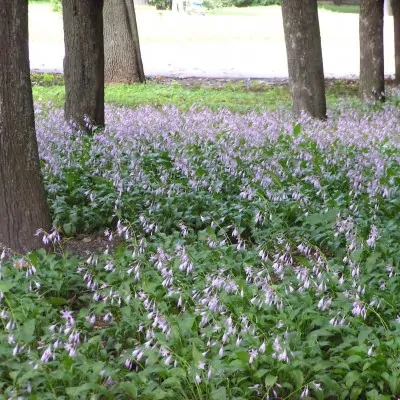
[[281, 0, 327, 120], [62, 0, 105, 131], [0, 0, 51, 253], [359, 0, 385, 100], [391, 0, 400, 84], [104, 0, 145, 84]]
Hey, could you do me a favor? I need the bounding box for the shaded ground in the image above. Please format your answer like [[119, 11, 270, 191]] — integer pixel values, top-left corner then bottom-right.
[[61, 235, 122, 258]]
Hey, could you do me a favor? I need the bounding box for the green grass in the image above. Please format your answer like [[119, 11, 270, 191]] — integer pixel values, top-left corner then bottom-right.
[[31, 74, 361, 113], [33, 84, 289, 113], [206, 6, 277, 16], [29, 1, 360, 15], [318, 3, 359, 13]]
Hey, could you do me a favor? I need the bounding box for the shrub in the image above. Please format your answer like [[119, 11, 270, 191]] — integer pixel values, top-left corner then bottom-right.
[[253, 0, 280, 5], [149, 0, 173, 10], [203, 0, 232, 9], [51, 0, 61, 11]]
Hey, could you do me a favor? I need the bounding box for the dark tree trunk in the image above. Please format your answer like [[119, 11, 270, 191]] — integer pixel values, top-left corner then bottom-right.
[[359, 0, 385, 100], [62, 0, 105, 131], [333, 0, 343, 5], [281, 0, 327, 120], [391, 0, 400, 84], [0, 0, 51, 253], [104, 0, 145, 84]]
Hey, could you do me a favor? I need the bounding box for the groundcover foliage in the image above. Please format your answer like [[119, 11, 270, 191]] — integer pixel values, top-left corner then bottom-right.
[[1, 102, 400, 399]]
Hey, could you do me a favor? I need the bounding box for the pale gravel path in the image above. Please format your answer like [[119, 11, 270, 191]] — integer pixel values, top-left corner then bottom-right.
[[29, 4, 396, 79]]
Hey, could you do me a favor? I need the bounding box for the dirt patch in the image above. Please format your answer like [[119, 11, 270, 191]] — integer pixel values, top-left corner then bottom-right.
[[61, 235, 123, 258]]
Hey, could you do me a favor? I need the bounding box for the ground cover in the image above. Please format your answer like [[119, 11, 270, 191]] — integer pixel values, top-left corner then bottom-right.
[[317, 4, 359, 13], [1, 85, 400, 398], [31, 75, 361, 113]]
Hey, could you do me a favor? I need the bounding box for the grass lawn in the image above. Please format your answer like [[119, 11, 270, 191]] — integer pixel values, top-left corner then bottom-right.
[[318, 3, 359, 13], [31, 73, 361, 112]]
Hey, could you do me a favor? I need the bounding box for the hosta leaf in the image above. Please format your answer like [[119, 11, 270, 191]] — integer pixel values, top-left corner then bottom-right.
[[118, 382, 138, 397], [265, 375, 277, 388], [211, 387, 227, 400], [345, 371, 360, 389], [290, 369, 304, 388], [66, 383, 98, 396], [192, 345, 204, 365], [254, 368, 269, 379], [20, 319, 35, 342], [0, 280, 16, 293], [318, 375, 341, 394]]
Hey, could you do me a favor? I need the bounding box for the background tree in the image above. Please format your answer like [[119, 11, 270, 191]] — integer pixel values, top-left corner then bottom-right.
[[391, 0, 400, 84], [0, 0, 51, 252], [104, 0, 145, 84], [281, 0, 326, 119], [62, 0, 105, 131], [359, 0, 385, 100]]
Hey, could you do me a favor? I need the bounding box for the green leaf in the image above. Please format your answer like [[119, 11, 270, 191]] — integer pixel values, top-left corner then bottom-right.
[[381, 371, 390, 382], [20, 319, 35, 342], [347, 355, 363, 364], [294, 255, 312, 268], [236, 351, 250, 364], [335, 362, 350, 371], [152, 388, 170, 399], [63, 222, 72, 236], [142, 280, 159, 295], [254, 369, 269, 379], [28, 252, 38, 268], [290, 369, 304, 388], [318, 375, 341, 394], [365, 253, 379, 273], [118, 382, 138, 397], [46, 297, 69, 306], [350, 387, 362, 400], [389, 375, 398, 395], [264, 170, 282, 188], [265, 375, 277, 388], [357, 326, 371, 345], [9, 371, 19, 382], [0, 280, 16, 293], [363, 362, 371, 371], [228, 359, 244, 372], [308, 329, 333, 339], [345, 371, 360, 389], [366, 389, 391, 400], [161, 377, 181, 388], [178, 316, 195, 333], [305, 208, 338, 226], [211, 387, 227, 400], [293, 123, 301, 137], [196, 167, 207, 177], [192, 345, 204, 365], [66, 383, 97, 396]]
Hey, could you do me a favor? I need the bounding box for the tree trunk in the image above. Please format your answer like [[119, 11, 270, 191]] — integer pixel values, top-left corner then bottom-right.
[[281, 0, 327, 120], [0, 0, 51, 253], [62, 0, 105, 131], [391, 0, 400, 84], [104, 0, 145, 84], [359, 0, 385, 100], [333, 0, 343, 5]]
